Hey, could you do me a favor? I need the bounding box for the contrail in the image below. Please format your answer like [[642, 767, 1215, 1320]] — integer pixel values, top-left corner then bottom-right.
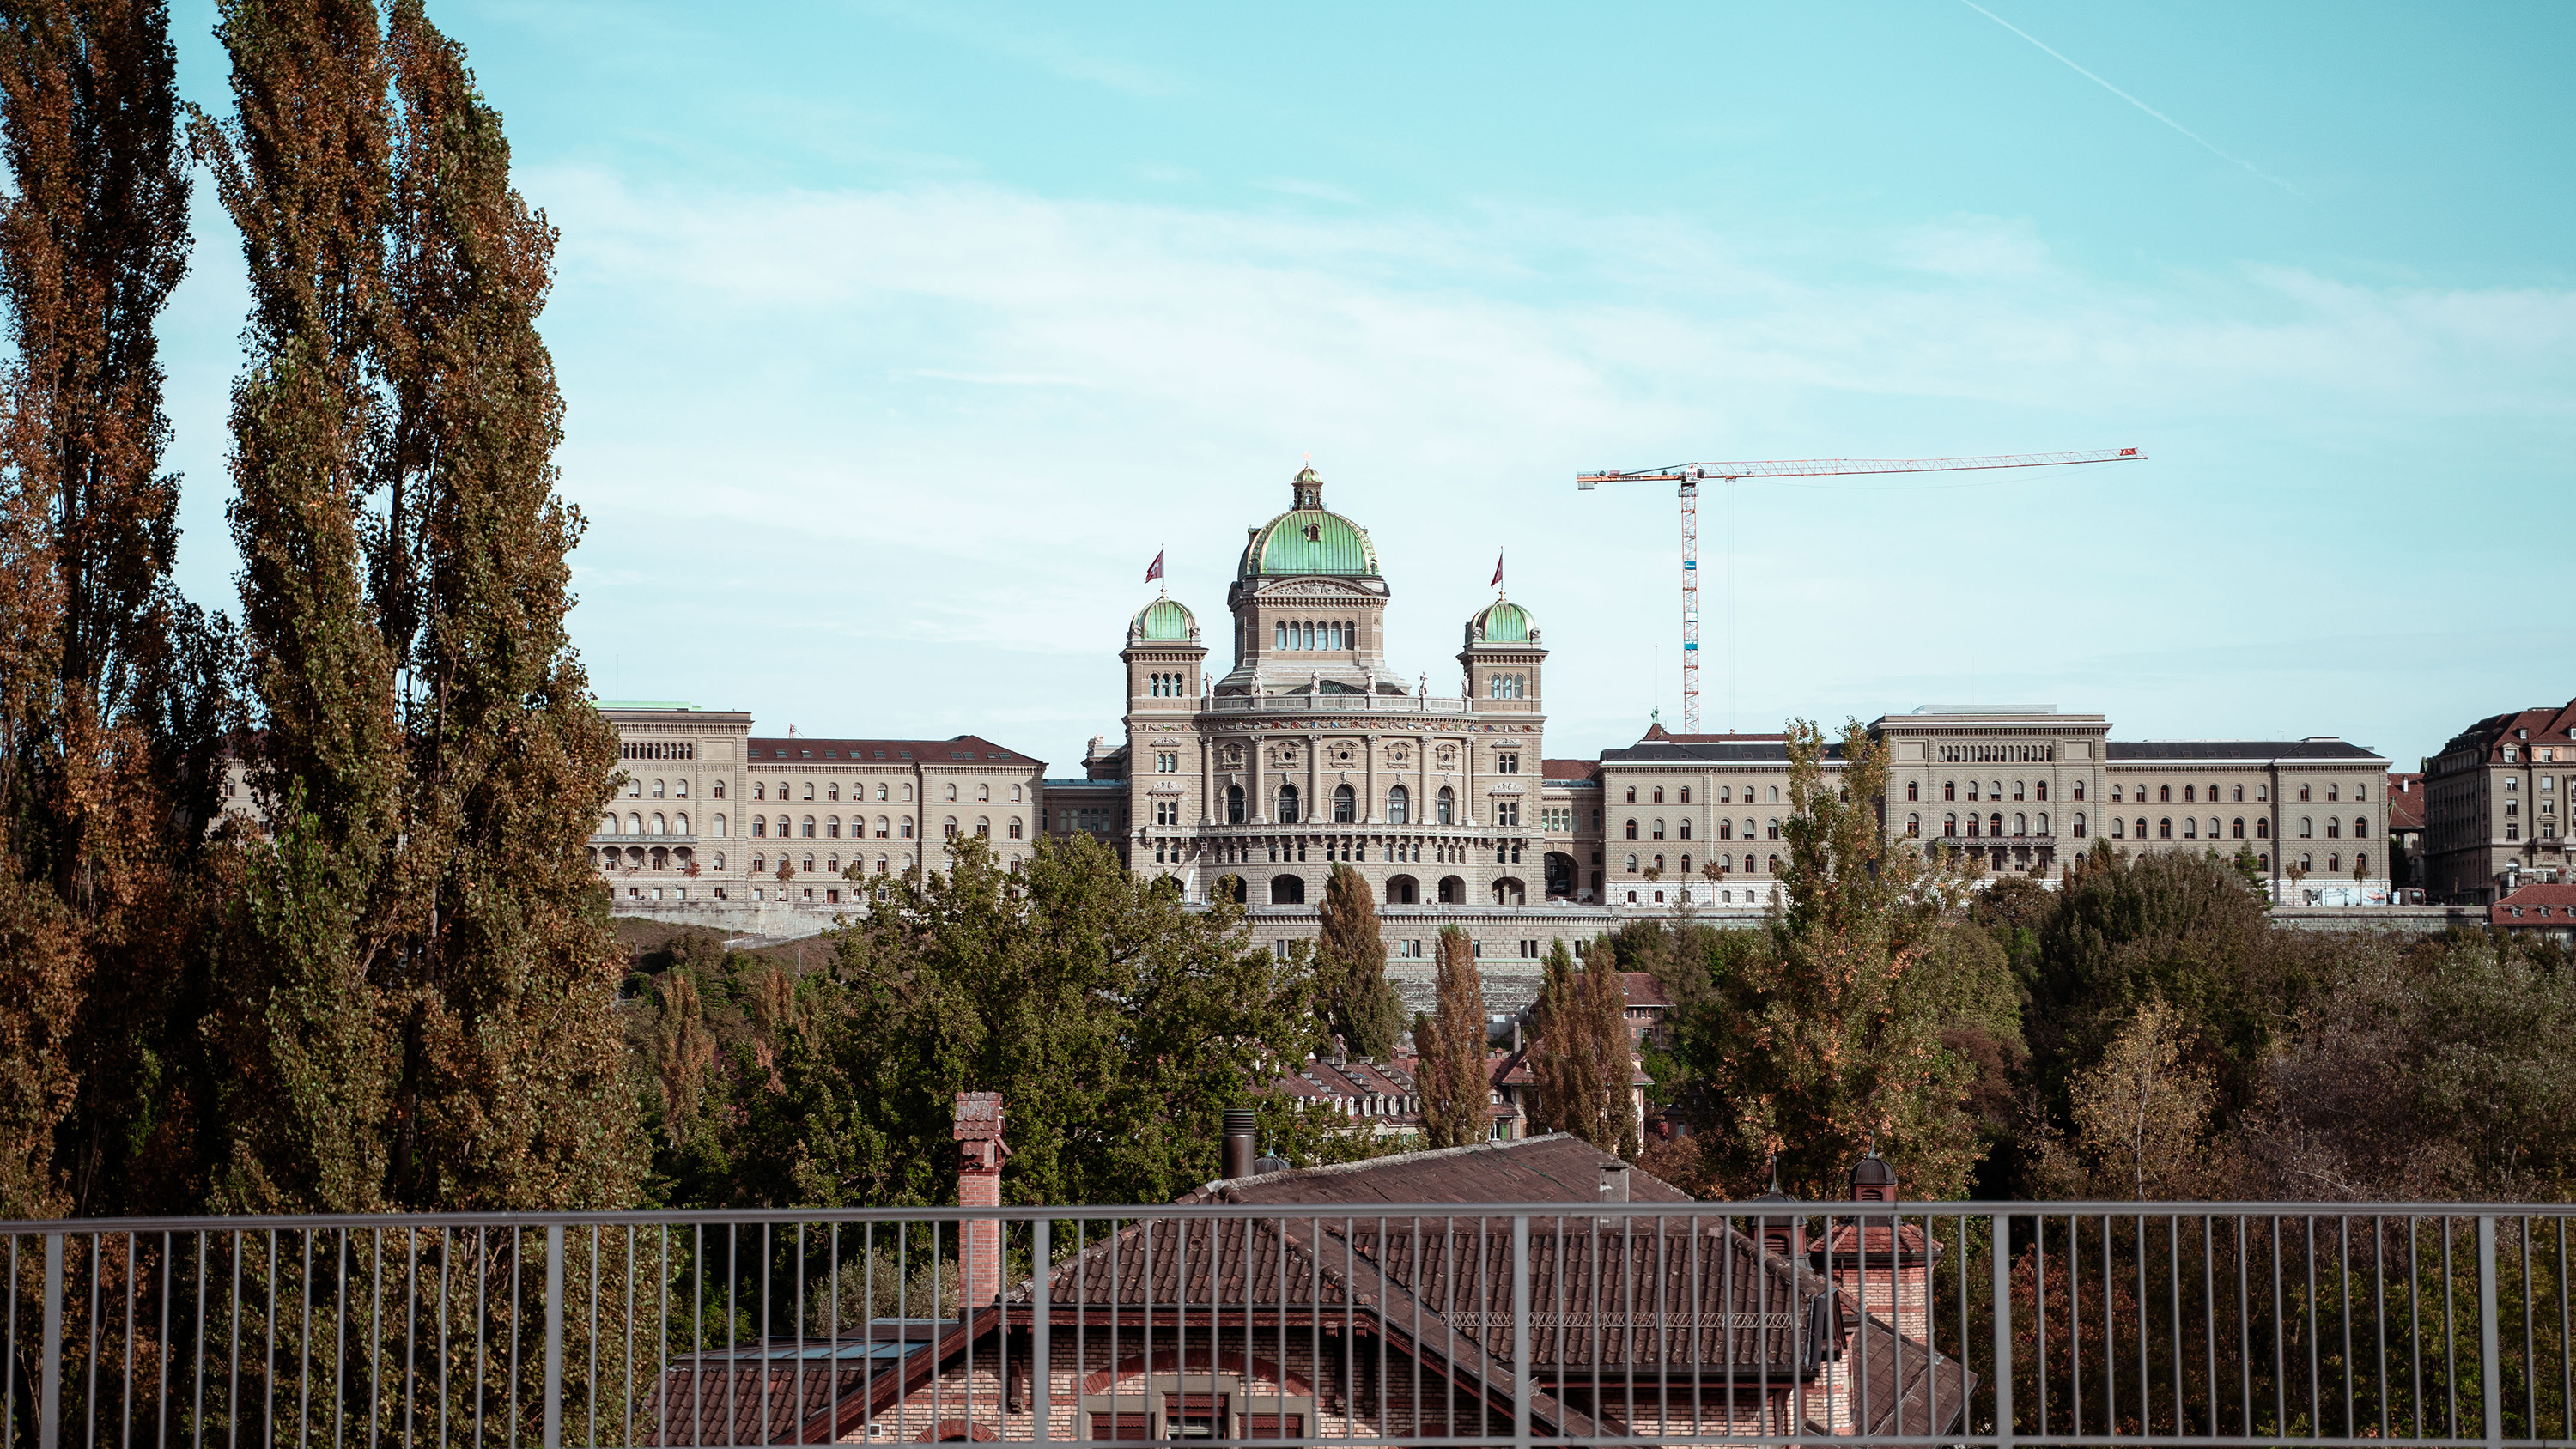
[[1958, 0, 2296, 193]]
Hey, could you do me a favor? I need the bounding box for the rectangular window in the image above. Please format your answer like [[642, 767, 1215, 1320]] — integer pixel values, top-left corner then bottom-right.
[[1155, 750, 1179, 773], [1497, 752, 1519, 774]]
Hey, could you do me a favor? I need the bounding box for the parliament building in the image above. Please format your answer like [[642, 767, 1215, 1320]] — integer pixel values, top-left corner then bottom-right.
[[593, 465, 2392, 1009]]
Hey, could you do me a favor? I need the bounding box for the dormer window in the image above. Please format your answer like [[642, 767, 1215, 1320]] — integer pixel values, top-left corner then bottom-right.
[[1303, 522, 1321, 542]]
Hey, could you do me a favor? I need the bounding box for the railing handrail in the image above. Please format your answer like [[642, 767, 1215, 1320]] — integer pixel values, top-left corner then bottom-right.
[[2, 1197, 2567, 1234]]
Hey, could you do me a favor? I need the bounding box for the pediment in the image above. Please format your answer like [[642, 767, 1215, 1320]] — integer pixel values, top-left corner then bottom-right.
[[1254, 578, 1379, 600]]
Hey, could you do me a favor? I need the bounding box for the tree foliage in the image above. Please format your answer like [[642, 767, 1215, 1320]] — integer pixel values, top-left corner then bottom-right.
[[1528, 938, 1638, 1159], [1414, 925, 1485, 1149], [1313, 861, 1401, 1060]]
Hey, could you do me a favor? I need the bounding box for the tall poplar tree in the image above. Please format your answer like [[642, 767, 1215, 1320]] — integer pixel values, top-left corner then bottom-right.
[[1528, 940, 1640, 1160], [1313, 862, 1401, 1060], [189, 0, 636, 1210], [1414, 925, 1485, 1149], [0, 0, 204, 1216]]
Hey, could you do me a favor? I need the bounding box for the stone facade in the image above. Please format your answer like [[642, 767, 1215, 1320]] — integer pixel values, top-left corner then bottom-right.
[[2421, 698, 2576, 903]]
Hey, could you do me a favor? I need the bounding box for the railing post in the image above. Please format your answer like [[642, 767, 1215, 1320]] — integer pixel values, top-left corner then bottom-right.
[[2478, 1215, 2502, 1449], [1991, 1212, 2013, 1449], [1511, 1213, 1531, 1449], [38, 1232, 61, 1449], [1032, 1216, 1050, 1445], [544, 1224, 564, 1449]]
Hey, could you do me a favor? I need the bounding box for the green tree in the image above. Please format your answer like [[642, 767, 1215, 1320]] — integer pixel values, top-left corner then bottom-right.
[[1313, 862, 1401, 1059], [187, 0, 636, 1210], [741, 834, 1322, 1209], [1414, 925, 1485, 1149], [2035, 995, 2215, 1199], [1668, 718, 1988, 1198], [1528, 939, 1638, 1158]]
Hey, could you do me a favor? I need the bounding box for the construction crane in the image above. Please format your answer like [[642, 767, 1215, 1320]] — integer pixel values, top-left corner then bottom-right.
[[1577, 449, 2146, 734]]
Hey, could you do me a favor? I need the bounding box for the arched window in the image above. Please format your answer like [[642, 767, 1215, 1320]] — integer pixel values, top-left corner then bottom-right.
[[713, 852, 725, 870], [2328, 852, 2341, 873], [1625, 853, 1637, 873], [751, 815, 768, 838], [1225, 785, 1246, 824], [975, 817, 990, 837], [801, 853, 815, 873], [1990, 812, 2004, 837], [2159, 785, 2172, 803], [713, 814, 726, 837], [1945, 812, 1959, 836], [676, 813, 690, 834], [1011, 785, 1023, 802], [2182, 818, 2197, 839], [751, 854, 765, 874], [2072, 813, 2087, 838], [650, 814, 666, 835], [945, 784, 958, 802], [1906, 813, 1921, 837], [802, 815, 817, 838], [1652, 786, 1665, 804], [1679, 819, 1692, 840], [627, 813, 642, 835], [1269, 875, 1305, 905], [1279, 784, 1302, 824], [827, 817, 841, 838], [1906, 781, 1919, 802], [1719, 818, 1734, 839], [897, 817, 913, 838], [802, 782, 815, 801], [2231, 818, 2245, 838], [1652, 854, 1665, 873], [1625, 786, 1637, 803], [2326, 818, 2341, 839], [2183, 785, 2196, 803], [978, 785, 991, 803], [2256, 818, 2269, 839], [712, 780, 726, 799], [1651, 819, 1666, 840], [753, 782, 768, 802], [2133, 817, 2147, 840], [2035, 781, 2048, 802], [1437, 787, 1455, 825], [1009, 818, 1023, 838], [1387, 784, 1410, 824], [2158, 818, 2173, 839], [1680, 785, 1692, 803], [1943, 780, 1956, 801], [651, 779, 665, 799], [1768, 786, 1780, 803], [2036, 813, 2048, 834], [2354, 816, 2368, 838], [2073, 781, 2085, 800], [598, 815, 615, 838], [1333, 784, 1356, 823], [942, 816, 957, 838], [2014, 813, 2026, 835], [2300, 817, 2313, 838], [2300, 852, 2313, 872], [2111, 816, 2124, 838], [2356, 852, 2368, 874], [1274, 622, 1286, 649], [1625, 819, 1638, 840]]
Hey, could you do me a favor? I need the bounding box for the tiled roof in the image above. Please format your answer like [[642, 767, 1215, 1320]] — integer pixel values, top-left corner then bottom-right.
[[1621, 972, 1674, 1009], [2492, 883, 2576, 925], [746, 734, 1039, 765], [1541, 758, 1600, 782], [2386, 773, 2426, 831], [2105, 740, 2384, 762], [1603, 738, 1818, 764], [2444, 699, 2576, 761]]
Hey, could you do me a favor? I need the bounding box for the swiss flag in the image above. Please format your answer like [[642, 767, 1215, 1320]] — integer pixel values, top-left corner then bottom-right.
[[1145, 549, 1164, 585], [1490, 551, 1504, 589]]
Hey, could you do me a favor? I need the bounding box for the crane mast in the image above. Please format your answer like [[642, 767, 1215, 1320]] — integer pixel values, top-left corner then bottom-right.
[[1578, 448, 2144, 733]]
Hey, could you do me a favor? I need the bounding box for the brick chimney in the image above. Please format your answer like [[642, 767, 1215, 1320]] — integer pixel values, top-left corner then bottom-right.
[[1752, 1155, 1803, 1260], [954, 1092, 1009, 1307], [1824, 1149, 1935, 1340]]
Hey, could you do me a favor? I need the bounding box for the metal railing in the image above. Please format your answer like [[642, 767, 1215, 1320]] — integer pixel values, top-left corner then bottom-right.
[[3, 1202, 2570, 1449]]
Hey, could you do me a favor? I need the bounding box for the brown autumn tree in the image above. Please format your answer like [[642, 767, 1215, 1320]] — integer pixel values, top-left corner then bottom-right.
[[188, 0, 637, 1210], [1414, 925, 1485, 1149], [1528, 938, 1639, 1159], [1313, 861, 1402, 1059], [0, 0, 203, 1216]]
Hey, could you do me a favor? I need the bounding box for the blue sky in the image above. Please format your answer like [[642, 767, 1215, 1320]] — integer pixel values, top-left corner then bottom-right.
[[155, 2, 2574, 773]]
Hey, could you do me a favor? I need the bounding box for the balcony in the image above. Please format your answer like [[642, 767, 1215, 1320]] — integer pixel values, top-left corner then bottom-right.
[[1198, 693, 1539, 716]]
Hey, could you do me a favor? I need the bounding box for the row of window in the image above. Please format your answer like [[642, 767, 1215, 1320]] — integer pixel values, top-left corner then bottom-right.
[[1274, 620, 1355, 652], [750, 779, 1025, 803], [1625, 816, 1780, 840], [618, 742, 696, 761], [1939, 743, 2057, 763], [1913, 779, 2070, 803], [601, 812, 700, 837], [1911, 812, 2075, 839], [1485, 674, 1528, 700], [1624, 784, 1776, 804], [1624, 852, 1777, 877], [1144, 671, 1189, 697], [1232, 873, 1526, 906], [1222, 782, 1467, 825], [624, 778, 695, 798]]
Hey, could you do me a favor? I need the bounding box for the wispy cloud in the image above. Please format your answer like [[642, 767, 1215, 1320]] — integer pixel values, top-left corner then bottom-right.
[[1956, 0, 2298, 194], [856, 1, 1182, 98]]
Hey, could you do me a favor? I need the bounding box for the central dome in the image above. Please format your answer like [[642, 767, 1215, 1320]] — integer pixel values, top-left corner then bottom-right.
[[1238, 465, 1381, 581]]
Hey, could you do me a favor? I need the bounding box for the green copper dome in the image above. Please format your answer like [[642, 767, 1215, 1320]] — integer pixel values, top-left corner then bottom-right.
[[1238, 466, 1381, 580], [1132, 597, 1197, 640], [1467, 597, 1533, 644]]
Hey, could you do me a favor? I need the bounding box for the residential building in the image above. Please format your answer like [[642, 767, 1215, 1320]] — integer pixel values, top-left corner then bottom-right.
[[2488, 882, 2576, 944], [2387, 772, 2426, 889], [2421, 698, 2576, 903]]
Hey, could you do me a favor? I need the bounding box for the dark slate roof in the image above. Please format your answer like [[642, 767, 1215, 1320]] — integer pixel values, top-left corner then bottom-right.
[[2105, 740, 2384, 762], [746, 734, 1040, 765]]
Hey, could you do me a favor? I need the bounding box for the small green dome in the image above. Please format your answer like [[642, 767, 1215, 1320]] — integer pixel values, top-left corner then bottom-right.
[[1132, 597, 1197, 640], [1238, 465, 1382, 580], [1467, 597, 1533, 644]]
